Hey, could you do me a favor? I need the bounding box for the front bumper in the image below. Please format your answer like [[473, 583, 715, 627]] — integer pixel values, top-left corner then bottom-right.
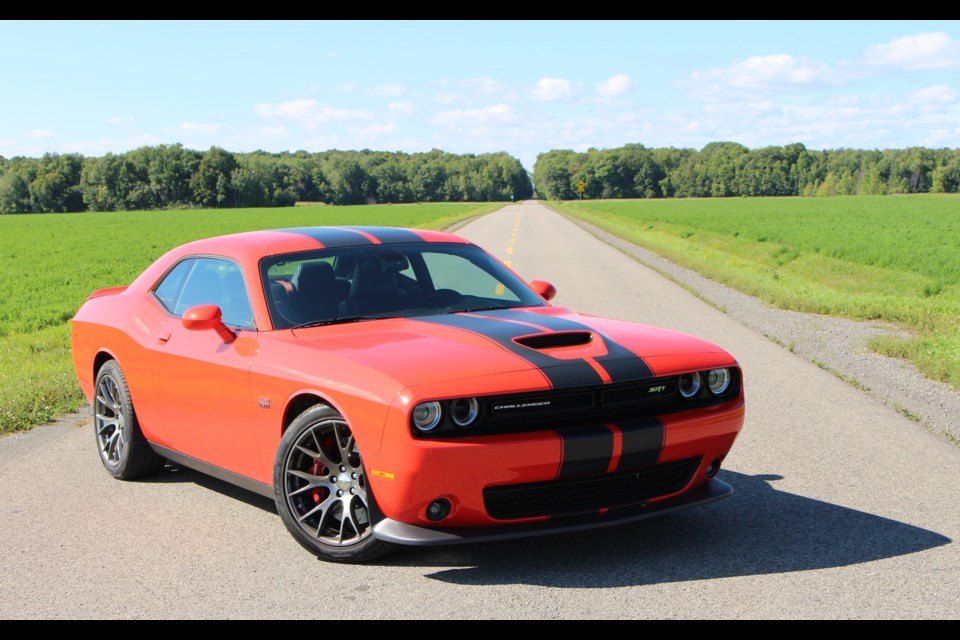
[[372, 477, 733, 545]]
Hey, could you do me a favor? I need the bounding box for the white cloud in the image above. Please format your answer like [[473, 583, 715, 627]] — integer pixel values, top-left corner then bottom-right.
[[864, 32, 960, 70], [369, 83, 405, 97], [691, 54, 828, 93], [433, 103, 514, 126], [596, 73, 633, 98], [533, 77, 572, 101], [254, 99, 372, 122], [27, 128, 55, 139], [432, 77, 516, 106], [258, 125, 289, 138], [325, 51, 338, 59], [387, 101, 415, 115], [337, 83, 356, 93], [908, 84, 957, 105], [349, 122, 400, 136], [172, 122, 223, 135]]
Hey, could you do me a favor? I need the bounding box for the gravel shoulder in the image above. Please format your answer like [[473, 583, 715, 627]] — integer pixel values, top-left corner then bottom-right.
[[562, 212, 960, 446]]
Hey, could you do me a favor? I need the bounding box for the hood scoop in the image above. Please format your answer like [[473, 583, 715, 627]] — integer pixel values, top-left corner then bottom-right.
[[515, 331, 593, 350]]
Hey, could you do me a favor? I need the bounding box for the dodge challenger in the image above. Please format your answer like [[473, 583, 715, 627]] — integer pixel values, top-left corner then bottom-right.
[[72, 226, 745, 562]]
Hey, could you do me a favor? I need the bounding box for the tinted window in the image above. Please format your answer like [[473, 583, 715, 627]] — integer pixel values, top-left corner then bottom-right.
[[153, 257, 254, 330], [260, 242, 544, 329]]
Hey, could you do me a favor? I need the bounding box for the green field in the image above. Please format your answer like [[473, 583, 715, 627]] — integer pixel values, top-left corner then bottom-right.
[[0, 203, 501, 433], [552, 195, 960, 390]]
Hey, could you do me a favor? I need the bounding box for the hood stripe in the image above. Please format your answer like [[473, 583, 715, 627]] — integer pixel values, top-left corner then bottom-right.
[[556, 426, 614, 479], [474, 310, 653, 383], [614, 418, 664, 471], [412, 314, 603, 389]]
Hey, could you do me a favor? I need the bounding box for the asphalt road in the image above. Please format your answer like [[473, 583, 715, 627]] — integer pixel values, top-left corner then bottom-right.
[[2, 202, 958, 619]]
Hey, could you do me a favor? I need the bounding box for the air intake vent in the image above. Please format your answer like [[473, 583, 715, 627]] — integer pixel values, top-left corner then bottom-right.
[[514, 331, 593, 349]]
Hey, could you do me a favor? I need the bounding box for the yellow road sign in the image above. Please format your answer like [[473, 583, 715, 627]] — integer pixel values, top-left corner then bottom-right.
[[576, 180, 586, 193]]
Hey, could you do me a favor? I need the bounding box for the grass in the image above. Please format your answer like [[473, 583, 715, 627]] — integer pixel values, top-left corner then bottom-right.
[[0, 202, 501, 433], [552, 195, 960, 390]]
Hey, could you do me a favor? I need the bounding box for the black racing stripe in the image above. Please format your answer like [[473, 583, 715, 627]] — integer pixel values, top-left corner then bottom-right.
[[413, 314, 603, 389], [557, 426, 614, 479], [346, 227, 425, 244], [474, 310, 653, 383], [279, 227, 373, 247], [615, 418, 664, 471]]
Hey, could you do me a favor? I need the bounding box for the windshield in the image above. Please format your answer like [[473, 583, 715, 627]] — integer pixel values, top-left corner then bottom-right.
[[259, 242, 547, 329]]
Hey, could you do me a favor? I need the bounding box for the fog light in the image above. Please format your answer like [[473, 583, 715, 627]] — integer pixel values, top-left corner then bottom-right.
[[426, 498, 451, 521], [705, 458, 722, 478]]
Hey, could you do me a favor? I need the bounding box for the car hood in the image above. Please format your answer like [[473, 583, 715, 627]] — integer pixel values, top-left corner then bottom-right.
[[282, 307, 736, 392]]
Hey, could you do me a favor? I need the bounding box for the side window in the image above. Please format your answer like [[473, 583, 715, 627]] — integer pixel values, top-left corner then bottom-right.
[[153, 259, 195, 313], [153, 257, 255, 330]]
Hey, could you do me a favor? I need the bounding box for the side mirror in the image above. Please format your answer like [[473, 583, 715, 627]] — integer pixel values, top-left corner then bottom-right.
[[529, 280, 557, 302], [182, 304, 236, 343]]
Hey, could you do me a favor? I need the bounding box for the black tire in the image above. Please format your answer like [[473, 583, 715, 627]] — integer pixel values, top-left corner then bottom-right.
[[93, 360, 165, 480], [274, 404, 392, 563]]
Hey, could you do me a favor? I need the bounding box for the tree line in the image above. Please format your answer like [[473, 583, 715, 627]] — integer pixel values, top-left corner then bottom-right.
[[0, 146, 533, 214], [532, 142, 960, 200]]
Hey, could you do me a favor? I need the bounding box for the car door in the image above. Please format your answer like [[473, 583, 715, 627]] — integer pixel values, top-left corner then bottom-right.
[[148, 256, 261, 479]]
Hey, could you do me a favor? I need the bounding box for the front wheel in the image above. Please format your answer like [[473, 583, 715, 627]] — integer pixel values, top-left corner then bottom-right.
[[274, 404, 392, 563]]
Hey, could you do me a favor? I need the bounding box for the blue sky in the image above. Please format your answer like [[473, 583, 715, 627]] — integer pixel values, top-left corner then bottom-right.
[[2, 20, 959, 169]]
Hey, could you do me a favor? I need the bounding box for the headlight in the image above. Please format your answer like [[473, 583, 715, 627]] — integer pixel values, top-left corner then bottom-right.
[[707, 368, 731, 395], [679, 372, 702, 398], [412, 401, 442, 432], [450, 397, 479, 427]]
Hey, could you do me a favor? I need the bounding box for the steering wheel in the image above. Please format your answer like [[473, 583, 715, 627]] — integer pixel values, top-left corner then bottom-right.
[[420, 288, 464, 308]]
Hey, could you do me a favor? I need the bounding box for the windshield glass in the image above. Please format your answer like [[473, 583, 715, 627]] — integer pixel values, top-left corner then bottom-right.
[[259, 242, 546, 329]]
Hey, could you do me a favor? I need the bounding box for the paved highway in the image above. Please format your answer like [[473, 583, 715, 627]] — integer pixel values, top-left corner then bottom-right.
[[1, 201, 957, 618]]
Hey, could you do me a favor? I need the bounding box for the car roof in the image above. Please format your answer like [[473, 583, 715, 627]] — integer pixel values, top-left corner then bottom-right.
[[175, 226, 471, 260]]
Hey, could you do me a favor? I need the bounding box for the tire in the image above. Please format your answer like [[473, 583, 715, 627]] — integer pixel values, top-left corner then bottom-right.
[[93, 360, 165, 480], [274, 404, 392, 563]]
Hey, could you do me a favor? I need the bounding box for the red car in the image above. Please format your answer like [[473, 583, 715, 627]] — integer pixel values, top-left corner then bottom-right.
[[72, 226, 745, 562]]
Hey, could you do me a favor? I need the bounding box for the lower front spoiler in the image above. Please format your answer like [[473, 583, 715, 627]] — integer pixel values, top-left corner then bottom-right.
[[373, 477, 733, 546]]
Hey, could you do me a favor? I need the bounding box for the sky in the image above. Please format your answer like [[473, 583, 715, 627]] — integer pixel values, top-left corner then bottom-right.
[[2, 20, 959, 169]]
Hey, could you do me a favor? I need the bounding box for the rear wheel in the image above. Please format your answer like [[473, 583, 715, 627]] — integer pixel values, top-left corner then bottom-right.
[[93, 360, 165, 479], [274, 404, 392, 563]]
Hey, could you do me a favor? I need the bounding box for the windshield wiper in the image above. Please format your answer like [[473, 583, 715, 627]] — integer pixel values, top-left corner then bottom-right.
[[454, 305, 516, 314], [292, 316, 380, 329]]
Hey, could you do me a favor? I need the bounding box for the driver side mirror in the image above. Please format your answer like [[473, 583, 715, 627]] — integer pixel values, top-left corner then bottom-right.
[[530, 280, 557, 302], [182, 304, 236, 343]]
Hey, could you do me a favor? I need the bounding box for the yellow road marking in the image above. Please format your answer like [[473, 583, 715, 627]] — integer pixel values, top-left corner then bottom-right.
[[510, 238, 516, 244], [504, 260, 511, 267], [506, 246, 513, 254], [495, 284, 505, 296]]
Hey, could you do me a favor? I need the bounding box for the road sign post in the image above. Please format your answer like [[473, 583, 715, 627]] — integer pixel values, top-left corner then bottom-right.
[[576, 180, 585, 206]]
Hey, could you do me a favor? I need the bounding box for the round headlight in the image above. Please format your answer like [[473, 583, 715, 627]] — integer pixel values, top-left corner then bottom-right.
[[707, 368, 731, 395], [412, 401, 442, 432], [450, 397, 479, 427], [679, 372, 702, 399]]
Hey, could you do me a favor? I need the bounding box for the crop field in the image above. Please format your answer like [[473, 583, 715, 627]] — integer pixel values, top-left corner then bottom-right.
[[552, 195, 960, 390], [0, 203, 501, 433]]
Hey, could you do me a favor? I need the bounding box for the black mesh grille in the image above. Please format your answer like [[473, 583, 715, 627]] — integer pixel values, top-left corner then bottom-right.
[[483, 457, 701, 520], [514, 331, 593, 349]]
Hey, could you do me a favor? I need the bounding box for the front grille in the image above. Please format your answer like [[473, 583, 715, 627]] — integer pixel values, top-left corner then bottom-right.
[[515, 331, 593, 349], [483, 457, 701, 520]]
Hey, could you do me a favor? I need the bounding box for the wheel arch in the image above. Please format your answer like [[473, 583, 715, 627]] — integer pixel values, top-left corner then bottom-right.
[[93, 349, 119, 380]]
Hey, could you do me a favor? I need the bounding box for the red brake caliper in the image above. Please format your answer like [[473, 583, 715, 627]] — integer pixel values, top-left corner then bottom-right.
[[311, 459, 326, 504]]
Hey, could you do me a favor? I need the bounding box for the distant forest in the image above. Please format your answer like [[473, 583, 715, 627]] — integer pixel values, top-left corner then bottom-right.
[[532, 142, 960, 199], [0, 146, 533, 214], [2, 141, 960, 214]]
